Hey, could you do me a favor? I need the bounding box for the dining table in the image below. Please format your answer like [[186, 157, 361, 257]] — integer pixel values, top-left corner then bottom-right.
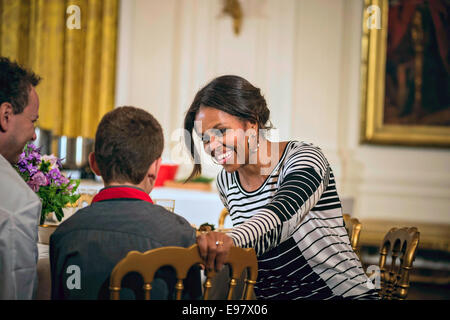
[[70, 179, 232, 229], [36, 179, 354, 299]]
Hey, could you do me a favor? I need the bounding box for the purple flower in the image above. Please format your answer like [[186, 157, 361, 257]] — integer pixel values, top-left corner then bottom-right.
[[27, 172, 48, 192], [17, 156, 28, 169], [26, 163, 39, 176], [56, 158, 63, 169], [64, 182, 75, 195], [16, 146, 42, 178], [15, 143, 80, 220], [34, 171, 48, 186], [60, 176, 70, 185], [47, 168, 69, 186], [47, 168, 60, 182], [28, 151, 41, 162], [26, 143, 40, 154]]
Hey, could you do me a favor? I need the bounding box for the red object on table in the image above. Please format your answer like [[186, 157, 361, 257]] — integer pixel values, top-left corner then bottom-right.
[[154, 164, 179, 187]]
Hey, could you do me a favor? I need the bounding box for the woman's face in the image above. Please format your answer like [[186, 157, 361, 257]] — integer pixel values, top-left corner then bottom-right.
[[194, 106, 256, 172]]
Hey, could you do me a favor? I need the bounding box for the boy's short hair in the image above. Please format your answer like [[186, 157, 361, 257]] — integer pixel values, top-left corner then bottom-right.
[[0, 56, 41, 114], [94, 106, 164, 184]]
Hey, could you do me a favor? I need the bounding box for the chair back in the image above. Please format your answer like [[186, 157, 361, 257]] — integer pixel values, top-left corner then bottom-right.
[[154, 199, 176, 212], [378, 227, 420, 300], [342, 214, 362, 254], [61, 193, 94, 223], [67, 193, 94, 208], [218, 208, 229, 230], [109, 244, 258, 300]]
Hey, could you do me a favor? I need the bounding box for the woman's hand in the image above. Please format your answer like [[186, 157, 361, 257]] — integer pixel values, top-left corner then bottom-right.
[[196, 231, 234, 272]]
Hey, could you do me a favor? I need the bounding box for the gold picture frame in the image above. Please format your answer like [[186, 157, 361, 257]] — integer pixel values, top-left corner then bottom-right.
[[360, 0, 450, 147]]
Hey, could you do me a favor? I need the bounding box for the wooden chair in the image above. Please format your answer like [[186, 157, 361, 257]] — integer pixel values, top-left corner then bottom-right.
[[153, 199, 176, 212], [109, 244, 258, 300], [218, 208, 229, 230], [378, 227, 420, 300], [67, 193, 94, 208], [342, 214, 362, 255]]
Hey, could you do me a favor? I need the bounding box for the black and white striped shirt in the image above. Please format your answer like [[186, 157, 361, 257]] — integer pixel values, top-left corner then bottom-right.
[[217, 141, 379, 300]]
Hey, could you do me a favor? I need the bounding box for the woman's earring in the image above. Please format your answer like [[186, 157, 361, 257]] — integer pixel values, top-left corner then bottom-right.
[[248, 134, 259, 153]]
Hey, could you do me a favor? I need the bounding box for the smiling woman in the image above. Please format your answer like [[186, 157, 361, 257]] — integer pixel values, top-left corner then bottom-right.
[[183, 75, 380, 300], [184, 75, 273, 181], [195, 108, 259, 168]]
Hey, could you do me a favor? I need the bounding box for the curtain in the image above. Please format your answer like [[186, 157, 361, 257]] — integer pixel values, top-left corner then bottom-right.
[[0, 0, 118, 139]]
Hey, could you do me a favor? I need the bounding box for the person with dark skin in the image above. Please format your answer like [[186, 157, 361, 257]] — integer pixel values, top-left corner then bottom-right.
[[186, 75, 379, 299]]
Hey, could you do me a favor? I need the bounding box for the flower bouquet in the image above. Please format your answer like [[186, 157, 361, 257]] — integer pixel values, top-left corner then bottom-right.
[[15, 143, 80, 225]]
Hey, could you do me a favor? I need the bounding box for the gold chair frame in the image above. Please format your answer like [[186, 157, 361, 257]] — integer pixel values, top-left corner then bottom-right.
[[153, 198, 176, 212], [218, 208, 229, 230], [378, 227, 420, 300], [109, 244, 258, 300], [67, 193, 94, 208], [342, 214, 362, 255]]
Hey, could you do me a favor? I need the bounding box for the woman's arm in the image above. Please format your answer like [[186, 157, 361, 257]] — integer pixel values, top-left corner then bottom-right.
[[228, 164, 330, 257], [197, 144, 331, 269]]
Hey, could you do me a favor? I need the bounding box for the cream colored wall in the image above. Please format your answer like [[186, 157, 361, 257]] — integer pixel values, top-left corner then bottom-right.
[[115, 0, 450, 224]]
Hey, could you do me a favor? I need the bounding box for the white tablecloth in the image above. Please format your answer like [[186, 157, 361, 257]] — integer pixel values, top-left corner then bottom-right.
[[38, 243, 49, 259], [150, 187, 230, 228], [73, 181, 231, 228], [64, 180, 354, 232]]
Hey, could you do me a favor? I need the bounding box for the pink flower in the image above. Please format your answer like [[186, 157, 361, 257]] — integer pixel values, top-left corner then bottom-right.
[[61, 176, 70, 185], [34, 171, 48, 186], [42, 154, 59, 170], [28, 171, 49, 192], [27, 181, 40, 192]]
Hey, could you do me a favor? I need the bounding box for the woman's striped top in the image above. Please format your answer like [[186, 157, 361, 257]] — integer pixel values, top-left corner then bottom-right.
[[216, 141, 379, 300]]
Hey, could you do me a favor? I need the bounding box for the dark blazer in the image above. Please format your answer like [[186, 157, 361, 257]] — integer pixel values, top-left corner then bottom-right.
[[50, 198, 202, 300]]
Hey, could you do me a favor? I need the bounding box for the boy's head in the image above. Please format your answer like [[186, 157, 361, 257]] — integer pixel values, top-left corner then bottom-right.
[[89, 106, 164, 192]]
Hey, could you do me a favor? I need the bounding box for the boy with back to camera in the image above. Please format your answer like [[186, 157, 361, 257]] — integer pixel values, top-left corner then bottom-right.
[[50, 106, 201, 299]]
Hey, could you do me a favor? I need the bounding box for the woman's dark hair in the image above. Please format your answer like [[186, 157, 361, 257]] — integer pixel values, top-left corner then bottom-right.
[[183, 75, 272, 181]]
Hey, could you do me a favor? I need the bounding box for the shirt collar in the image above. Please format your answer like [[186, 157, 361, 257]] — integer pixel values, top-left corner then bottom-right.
[[92, 185, 154, 204], [0, 153, 10, 167]]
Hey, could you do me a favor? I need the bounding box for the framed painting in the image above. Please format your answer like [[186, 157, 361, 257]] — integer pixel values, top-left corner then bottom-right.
[[360, 0, 450, 147]]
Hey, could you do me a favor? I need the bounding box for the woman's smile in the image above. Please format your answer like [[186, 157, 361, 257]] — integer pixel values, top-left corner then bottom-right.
[[214, 148, 234, 165]]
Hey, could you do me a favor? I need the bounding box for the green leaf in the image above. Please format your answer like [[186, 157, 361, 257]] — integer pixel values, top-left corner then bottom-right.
[[55, 207, 64, 221]]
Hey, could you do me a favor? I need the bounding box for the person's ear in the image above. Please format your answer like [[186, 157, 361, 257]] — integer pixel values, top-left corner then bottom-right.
[[0, 102, 14, 133], [154, 157, 162, 177], [88, 152, 101, 176], [244, 120, 259, 133], [148, 157, 162, 181]]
